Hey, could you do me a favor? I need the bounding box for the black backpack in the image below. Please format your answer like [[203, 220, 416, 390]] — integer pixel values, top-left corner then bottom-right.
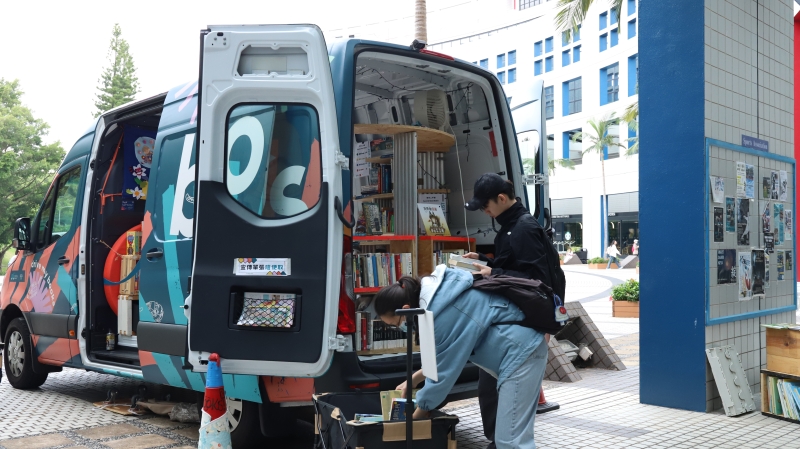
[[472, 274, 566, 335]]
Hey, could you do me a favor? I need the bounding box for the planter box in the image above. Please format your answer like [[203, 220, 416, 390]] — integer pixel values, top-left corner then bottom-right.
[[612, 300, 639, 318], [588, 263, 617, 269]]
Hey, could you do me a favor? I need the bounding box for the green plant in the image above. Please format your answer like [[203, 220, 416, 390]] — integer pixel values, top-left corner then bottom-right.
[[571, 246, 582, 252], [611, 279, 640, 302], [588, 257, 609, 264]]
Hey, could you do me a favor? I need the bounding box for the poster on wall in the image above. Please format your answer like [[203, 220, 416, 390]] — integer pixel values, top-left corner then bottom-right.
[[736, 162, 746, 197], [762, 202, 771, 234], [353, 141, 371, 178], [771, 170, 780, 200], [725, 197, 736, 232], [751, 250, 765, 297], [717, 249, 737, 284], [762, 176, 771, 199], [786, 210, 793, 241], [745, 164, 755, 199], [777, 251, 785, 281], [711, 176, 725, 203], [714, 207, 724, 242], [765, 252, 770, 289], [738, 252, 752, 300], [774, 203, 784, 245], [779, 170, 788, 201], [786, 250, 793, 272], [764, 232, 774, 253], [736, 198, 750, 245]]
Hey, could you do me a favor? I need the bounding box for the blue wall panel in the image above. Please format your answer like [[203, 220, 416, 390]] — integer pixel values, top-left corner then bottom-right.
[[639, 0, 707, 411]]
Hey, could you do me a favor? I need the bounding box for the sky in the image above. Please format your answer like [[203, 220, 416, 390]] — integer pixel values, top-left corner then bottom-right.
[[0, 0, 437, 149]]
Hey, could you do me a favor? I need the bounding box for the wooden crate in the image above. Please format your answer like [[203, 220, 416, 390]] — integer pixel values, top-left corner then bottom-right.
[[766, 327, 800, 376], [612, 301, 639, 318], [119, 255, 140, 296]]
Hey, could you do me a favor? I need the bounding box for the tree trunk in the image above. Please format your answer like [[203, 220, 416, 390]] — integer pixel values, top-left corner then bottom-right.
[[415, 0, 428, 43]]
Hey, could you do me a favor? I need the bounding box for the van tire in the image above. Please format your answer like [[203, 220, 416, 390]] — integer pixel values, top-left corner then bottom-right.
[[227, 398, 266, 447], [3, 318, 48, 389], [258, 399, 298, 439]]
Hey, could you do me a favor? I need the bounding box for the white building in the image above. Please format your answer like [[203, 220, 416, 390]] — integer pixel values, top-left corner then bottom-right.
[[327, 0, 640, 258]]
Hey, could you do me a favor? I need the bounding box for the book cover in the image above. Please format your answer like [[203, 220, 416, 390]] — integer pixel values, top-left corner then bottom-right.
[[448, 254, 488, 272], [418, 203, 451, 236], [363, 203, 383, 235]]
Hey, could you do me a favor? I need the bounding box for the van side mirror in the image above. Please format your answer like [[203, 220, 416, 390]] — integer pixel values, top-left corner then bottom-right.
[[13, 218, 31, 251]]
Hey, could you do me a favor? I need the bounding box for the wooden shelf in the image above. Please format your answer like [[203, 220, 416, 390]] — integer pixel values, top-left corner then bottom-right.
[[354, 123, 455, 151], [356, 193, 394, 200], [357, 345, 420, 356], [354, 235, 415, 242], [419, 236, 476, 242], [418, 189, 450, 194], [355, 287, 382, 294], [762, 369, 800, 382]]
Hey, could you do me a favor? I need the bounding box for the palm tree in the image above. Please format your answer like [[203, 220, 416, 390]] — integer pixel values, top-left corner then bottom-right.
[[621, 101, 639, 156], [415, 0, 427, 42], [572, 113, 625, 246], [555, 0, 623, 40], [523, 157, 575, 177]]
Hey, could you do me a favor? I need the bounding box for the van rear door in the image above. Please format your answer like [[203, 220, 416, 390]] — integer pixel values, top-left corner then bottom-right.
[[188, 25, 343, 377]]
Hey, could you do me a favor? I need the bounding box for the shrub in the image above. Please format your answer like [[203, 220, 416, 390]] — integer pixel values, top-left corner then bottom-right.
[[611, 279, 639, 302], [588, 257, 609, 264]]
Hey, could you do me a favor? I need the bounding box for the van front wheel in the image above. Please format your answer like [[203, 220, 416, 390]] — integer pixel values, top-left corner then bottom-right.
[[4, 318, 48, 389]]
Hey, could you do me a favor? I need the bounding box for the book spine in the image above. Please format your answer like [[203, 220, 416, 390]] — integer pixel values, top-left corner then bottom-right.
[[355, 312, 362, 351], [361, 314, 368, 350], [372, 255, 379, 287], [367, 317, 373, 350]]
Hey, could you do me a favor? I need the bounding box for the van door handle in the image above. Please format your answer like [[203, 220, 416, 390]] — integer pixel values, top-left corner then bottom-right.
[[57, 256, 69, 266], [146, 248, 164, 261], [334, 196, 354, 229]]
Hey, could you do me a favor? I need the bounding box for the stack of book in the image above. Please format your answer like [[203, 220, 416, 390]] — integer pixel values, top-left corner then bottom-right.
[[355, 312, 408, 351], [360, 162, 393, 196], [433, 249, 466, 267], [766, 375, 800, 419], [354, 252, 413, 288], [356, 203, 394, 236]]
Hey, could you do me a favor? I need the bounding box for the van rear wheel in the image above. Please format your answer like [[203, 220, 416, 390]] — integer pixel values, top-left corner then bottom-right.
[[227, 398, 266, 448], [3, 318, 48, 389]]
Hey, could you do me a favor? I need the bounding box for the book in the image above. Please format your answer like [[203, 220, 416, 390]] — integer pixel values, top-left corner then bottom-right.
[[417, 203, 451, 236], [354, 413, 384, 423], [390, 398, 418, 421], [448, 254, 488, 272], [362, 202, 383, 235]]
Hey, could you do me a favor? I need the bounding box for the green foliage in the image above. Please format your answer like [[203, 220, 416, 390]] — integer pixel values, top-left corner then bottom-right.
[[573, 112, 625, 159], [611, 279, 640, 302], [588, 257, 608, 264], [523, 156, 575, 177], [555, 0, 623, 40], [621, 101, 639, 156], [94, 24, 139, 117], [0, 79, 65, 263]]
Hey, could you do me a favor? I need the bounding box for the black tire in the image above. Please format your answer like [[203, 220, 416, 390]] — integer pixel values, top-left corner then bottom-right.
[[3, 318, 48, 389], [258, 400, 298, 440], [227, 398, 269, 448]]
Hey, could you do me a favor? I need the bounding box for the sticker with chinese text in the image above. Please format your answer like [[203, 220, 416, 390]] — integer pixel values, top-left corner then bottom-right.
[[233, 258, 291, 276]]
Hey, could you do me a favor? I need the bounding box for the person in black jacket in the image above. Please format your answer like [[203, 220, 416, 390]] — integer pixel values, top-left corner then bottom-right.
[[463, 173, 564, 449]]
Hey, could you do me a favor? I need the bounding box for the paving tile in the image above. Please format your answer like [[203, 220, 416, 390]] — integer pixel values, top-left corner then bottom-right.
[[102, 434, 177, 449], [74, 423, 142, 439], [139, 417, 183, 428], [170, 425, 200, 440], [0, 434, 75, 449]]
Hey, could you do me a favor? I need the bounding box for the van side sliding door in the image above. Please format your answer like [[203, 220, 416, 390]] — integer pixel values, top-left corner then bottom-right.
[[189, 25, 343, 377]]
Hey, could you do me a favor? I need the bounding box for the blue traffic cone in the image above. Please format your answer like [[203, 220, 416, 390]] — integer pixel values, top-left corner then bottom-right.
[[198, 354, 231, 449]]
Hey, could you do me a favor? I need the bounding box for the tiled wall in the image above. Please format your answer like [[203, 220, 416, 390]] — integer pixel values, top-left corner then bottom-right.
[[704, 0, 795, 412]]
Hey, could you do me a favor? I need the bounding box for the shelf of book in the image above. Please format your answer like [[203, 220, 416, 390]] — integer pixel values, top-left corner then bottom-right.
[[357, 193, 394, 200], [353, 123, 455, 151], [418, 236, 476, 276], [353, 235, 415, 242], [357, 345, 420, 356], [354, 287, 382, 294], [419, 236, 476, 242], [760, 369, 800, 424]]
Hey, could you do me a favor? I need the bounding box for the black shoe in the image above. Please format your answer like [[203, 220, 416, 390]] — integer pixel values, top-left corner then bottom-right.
[[486, 443, 497, 449], [536, 401, 560, 414]]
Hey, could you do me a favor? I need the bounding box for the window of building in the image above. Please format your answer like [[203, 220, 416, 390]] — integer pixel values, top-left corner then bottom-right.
[[547, 134, 555, 167], [508, 68, 516, 83], [628, 54, 638, 96], [519, 0, 544, 10], [600, 12, 608, 30], [562, 77, 582, 116], [545, 37, 553, 53], [573, 45, 581, 62], [610, 28, 619, 47], [611, 9, 618, 25], [628, 0, 636, 15], [605, 122, 620, 159], [497, 54, 506, 69], [562, 50, 571, 67], [545, 56, 553, 72], [498, 71, 506, 84], [508, 50, 517, 65], [544, 86, 554, 120], [563, 128, 583, 164], [479, 59, 488, 69], [628, 19, 637, 39], [534, 60, 543, 75], [600, 63, 620, 105], [600, 33, 608, 52], [574, 25, 581, 42], [562, 31, 570, 46], [534, 41, 543, 57]]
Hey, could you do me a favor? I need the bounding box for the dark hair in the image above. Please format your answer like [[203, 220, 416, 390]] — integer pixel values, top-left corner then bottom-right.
[[374, 276, 421, 317], [493, 180, 515, 202]]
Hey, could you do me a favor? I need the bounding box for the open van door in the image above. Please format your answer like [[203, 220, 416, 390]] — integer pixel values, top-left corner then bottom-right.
[[187, 25, 343, 377]]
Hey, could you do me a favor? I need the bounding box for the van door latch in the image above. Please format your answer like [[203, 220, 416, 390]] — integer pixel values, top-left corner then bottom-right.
[[523, 173, 547, 186], [335, 151, 349, 168], [329, 335, 351, 352]]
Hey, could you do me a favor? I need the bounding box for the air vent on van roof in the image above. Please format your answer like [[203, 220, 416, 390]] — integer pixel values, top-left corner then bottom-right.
[[237, 46, 309, 76]]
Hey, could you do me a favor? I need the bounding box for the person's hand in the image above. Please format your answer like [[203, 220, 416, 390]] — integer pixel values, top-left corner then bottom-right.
[[474, 263, 492, 277], [412, 407, 430, 419], [463, 252, 480, 259], [396, 380, 409, 399]]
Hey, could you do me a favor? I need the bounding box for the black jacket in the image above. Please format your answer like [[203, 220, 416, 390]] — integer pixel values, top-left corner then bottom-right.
[[479, 201, 566, 300]]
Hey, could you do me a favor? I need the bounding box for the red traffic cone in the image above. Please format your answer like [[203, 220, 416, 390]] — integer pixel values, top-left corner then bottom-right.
[[536, 388, 560, 414], [198, 353, 231, 448]]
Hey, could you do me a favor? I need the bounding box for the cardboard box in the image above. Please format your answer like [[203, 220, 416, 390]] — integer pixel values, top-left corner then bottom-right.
[[125, 230, 142, 256], [119, 255, 140, 296], [766, 327, 800, 375]]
